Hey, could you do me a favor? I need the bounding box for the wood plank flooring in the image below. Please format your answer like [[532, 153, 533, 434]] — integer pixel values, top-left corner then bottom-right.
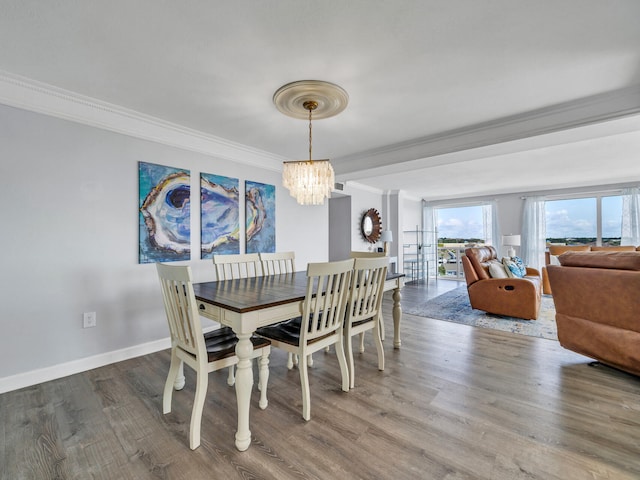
[[2, 279, 640, 479]]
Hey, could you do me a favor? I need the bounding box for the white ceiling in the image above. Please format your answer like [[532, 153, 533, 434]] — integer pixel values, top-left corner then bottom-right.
[[2, 0, 640, 200]]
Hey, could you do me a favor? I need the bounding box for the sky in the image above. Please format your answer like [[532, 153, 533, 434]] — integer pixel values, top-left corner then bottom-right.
[[437, 205, 485, 240], [436, 196, 623, 241], [544, 197, 622, 238]]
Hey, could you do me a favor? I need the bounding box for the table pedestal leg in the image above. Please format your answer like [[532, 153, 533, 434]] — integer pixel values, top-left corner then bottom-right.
[[234, 332, 254, 451], [393, 288, 402, 349]]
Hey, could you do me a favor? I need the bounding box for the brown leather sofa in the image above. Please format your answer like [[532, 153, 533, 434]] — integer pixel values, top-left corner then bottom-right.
[[547, 251, 640, 376], [461, 246, 542, 320], [542, 245, 639, 294]]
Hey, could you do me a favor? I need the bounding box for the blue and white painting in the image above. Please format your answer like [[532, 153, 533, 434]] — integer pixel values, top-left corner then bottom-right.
[[201, 173, 240, 258], [139, 162, 191, 263], [246, 180, 275, 253]]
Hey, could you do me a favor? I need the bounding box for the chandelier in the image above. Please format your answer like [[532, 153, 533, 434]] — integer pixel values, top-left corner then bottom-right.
[[273, 80, 348, 205]]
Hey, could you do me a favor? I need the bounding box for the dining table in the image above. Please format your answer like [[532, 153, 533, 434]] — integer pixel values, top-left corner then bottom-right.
[[190, 270, 405, 451]]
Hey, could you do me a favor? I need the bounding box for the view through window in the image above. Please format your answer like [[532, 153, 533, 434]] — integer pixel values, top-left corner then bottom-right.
[[436, 205, 486, 278], [436, 205, 486, 245], [545, 195, 623, 246]]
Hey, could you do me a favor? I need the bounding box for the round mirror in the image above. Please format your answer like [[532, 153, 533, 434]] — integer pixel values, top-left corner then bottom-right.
[[362, 216, 373, 236], [361, 208, 382, 243]]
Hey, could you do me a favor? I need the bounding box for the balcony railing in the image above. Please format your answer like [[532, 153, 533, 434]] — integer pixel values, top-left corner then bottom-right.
[[437, 246, 466, 280]]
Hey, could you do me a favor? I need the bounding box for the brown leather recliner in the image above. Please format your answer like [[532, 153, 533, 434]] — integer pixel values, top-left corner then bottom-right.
[[461, 246, 542, 320], [547, 251, 640, 376]]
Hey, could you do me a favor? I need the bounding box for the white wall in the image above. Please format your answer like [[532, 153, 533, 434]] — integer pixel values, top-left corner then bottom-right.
[[328, 195, 352, 261], [0, 104, 329, 391], [342, 183, 384, 253]]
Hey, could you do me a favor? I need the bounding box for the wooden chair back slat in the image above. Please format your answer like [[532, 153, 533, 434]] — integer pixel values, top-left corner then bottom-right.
[[260, 251, 296, 276], [348, 257, 388, 323], [300, 259, 353, 343], [156, 263, 204, 358], [213, 253, 262, 280]]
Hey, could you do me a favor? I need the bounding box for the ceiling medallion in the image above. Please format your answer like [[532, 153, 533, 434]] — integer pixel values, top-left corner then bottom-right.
[[273, 80, 349, 120], [274, 81, 348, 206]]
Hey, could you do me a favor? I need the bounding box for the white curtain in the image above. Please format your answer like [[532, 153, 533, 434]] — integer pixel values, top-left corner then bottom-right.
[[621, 186, 640, 246], [482, 201, 500, 248], [521, 196, 546, 271]]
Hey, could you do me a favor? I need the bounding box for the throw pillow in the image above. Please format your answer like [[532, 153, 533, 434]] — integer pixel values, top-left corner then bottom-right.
[[512, 256, 527, 276], [501, 257, 515, 278], [488, 261, 509, 278], [502, 257, 525, 278]]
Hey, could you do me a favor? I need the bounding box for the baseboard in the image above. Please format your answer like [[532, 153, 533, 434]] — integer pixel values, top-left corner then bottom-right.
[[0, 337, 171, 394], [0, 323, 224, 394]]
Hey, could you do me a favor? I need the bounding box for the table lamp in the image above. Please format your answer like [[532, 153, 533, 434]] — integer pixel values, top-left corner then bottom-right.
[[380, 230, 393, 255], [502, 234, 521, 258]]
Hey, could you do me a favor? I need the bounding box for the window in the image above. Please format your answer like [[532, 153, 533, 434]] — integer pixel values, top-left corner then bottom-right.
[[602, 196, 623, 246], [434, 204, 496, 279], [436, 205, 486, 244], [545, 195, 622, 246]]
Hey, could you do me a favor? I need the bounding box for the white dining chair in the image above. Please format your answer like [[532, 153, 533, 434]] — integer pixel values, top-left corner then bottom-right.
[[213, 253, 263, 280], [350, 251, 389, 342], [343, 256, 388, 389], [156, 263, 270, 449], [259, 251, 299, 368], [260, 251, 296, 276], [256, 259, 353, 421]]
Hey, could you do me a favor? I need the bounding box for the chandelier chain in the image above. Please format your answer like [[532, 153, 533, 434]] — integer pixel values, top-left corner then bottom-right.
[[308, 105, 313, 162]]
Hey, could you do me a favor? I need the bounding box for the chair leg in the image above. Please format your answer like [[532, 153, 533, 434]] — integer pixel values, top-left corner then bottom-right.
[[345, 333, 355, 390], [299, 353, 311, 421], [227, 365, 235, 386], [334, 337, 350, 393], [287, 352, 294, 369], [379, 312, 385, 341], [163, 348, 181, 414], [174, 360, 186, 391], [189, 367, 208, 450], [258, 350, 269, 410], [359, 332, 365, 353], [374, 321, 385, 372], [308, 353, 313, 367]]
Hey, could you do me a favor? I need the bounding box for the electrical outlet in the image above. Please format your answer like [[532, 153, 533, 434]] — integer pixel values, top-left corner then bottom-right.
[[83, 311, 97, 328]]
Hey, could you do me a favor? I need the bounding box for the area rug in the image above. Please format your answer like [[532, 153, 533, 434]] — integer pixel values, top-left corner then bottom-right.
[[404, 286, 558, 340]]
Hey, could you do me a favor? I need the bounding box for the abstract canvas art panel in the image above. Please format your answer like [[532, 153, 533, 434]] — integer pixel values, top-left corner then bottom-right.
[[201, 172, 240, 258], [139, 162, 191, 263], [246, 180, 275, 254]]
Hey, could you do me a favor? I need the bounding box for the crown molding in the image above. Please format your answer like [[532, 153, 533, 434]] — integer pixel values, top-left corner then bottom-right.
[[341, 180, 384, 195], [335, 84, 640, 176], [0, 71, 286, 171], [4, 71, 638, 183]]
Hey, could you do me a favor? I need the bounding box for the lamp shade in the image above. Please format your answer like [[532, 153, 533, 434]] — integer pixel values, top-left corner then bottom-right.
[[380, 230, 393, 243], [502, 234, 521, 246]]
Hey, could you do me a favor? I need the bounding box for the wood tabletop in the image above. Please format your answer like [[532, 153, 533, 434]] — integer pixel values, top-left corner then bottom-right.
[[193, 272, 309, 314], [193, 271, 404, 314]]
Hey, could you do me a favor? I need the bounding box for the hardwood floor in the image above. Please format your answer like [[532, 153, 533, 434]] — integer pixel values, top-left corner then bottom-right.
[[2, 280, 639, 479]]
